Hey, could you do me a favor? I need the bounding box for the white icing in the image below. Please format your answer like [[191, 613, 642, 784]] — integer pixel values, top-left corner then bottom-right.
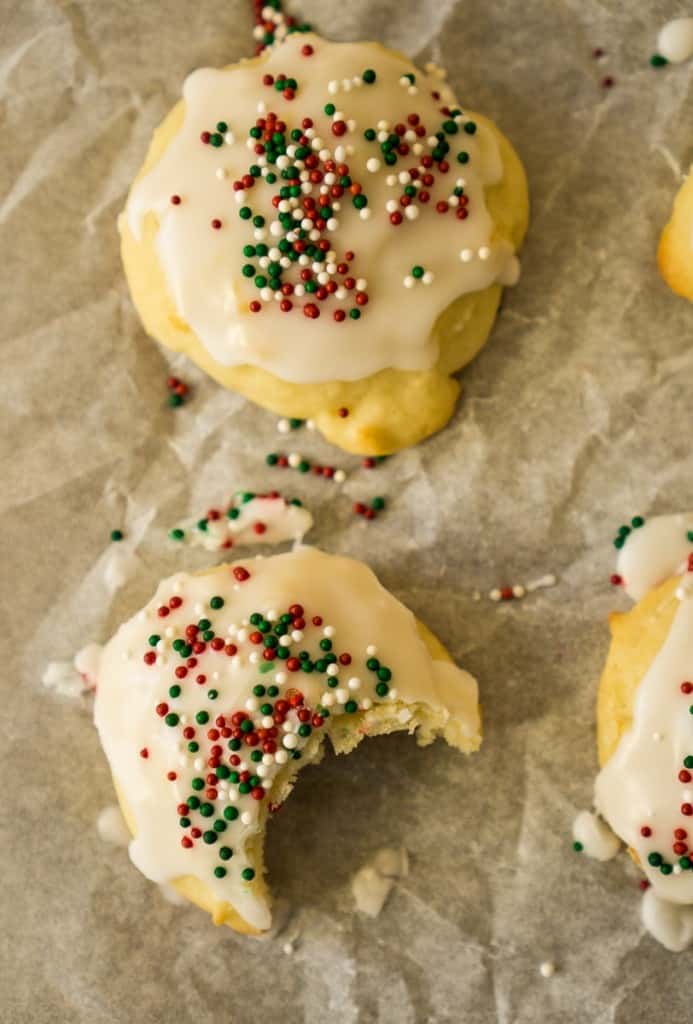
[[616, 513, 693, 600], [96, 805, 130, 847], [123, 33, 518, 385], [571, 810, 620, 861], [641, 887, 693, 952], [594, 514, 693, 920], [94, 547, 479, 931], [657, 17, 693, 64], [42, 643, 101, 698], [174, 495, 312, 551], [351, 846, 408, 918]]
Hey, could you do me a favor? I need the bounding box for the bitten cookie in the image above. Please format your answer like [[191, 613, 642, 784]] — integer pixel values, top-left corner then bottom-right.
[[591, 514, 693, 951], [93, 547, 481, 934], [120, 32, 528, 454]]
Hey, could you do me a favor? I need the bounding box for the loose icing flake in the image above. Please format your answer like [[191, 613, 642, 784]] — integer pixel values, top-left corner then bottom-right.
[[123, 33, 518, 384]]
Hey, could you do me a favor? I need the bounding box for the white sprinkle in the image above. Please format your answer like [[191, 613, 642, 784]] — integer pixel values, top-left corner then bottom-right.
[[322, 693, 335, 707], [404, 206, 419, 221], [460, 248, 473, 262], [539, 961, 556, 979], [361, 698, 373, 710], [245, 697, 259, 712], [359, 208, 371, 220], [334, 470, 346, 484], [275, 750, 289, 765], [275, 672, 287, 685], [366, 157, 381, 173], [261, 716, 273, 729], [335, 688, 348, 704], [249, 652, 260, 664], [348, 677, 361, 691], [404, 276, 415, 289], [216, 167, 227, 180], [478, 246, 491, 260], [327, 80, 339, 95], [327, 664, 339, 677], [283, 734, 298, 750], [422, 271, 434, 285], [241, 811, 253, 825], [366, 645, 378, 656], [288, 452, 301, 468], [489, 588, 502, 602]]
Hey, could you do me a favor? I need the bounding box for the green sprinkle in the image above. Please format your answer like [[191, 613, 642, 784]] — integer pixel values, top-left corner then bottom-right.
[[227, 507, 240, 519], [631, 516, 645, 528], [196, 711, 209, 725], [214, 866, 227, 878], [213, 819, 227, 833], [187, 741, 199, 753], [377, 667, 392, 682], [457, 151, 469, 164], [216, 121, 228, 133], [210, 596, 224, 610], [224, 806, 239, 821], [572, 841, 583, 853], [350, 309, 361, 320], [412, 266, 424, 279], [239, 206, 252, 220], [148, 635, 160, 647], [191, 777, 204, 791], [216, 765, 230, 780], [324, 103, 336, 115], [371, 496, 385, 510], [267, 685, 279, 697], [345, 700, 358, 713], [169, 685, 181, 698], [169, 528, 185, 541], [289, 418, 303, 429], [684, 756, 693, 769], [164, 713, 179, 727], [179, 817, 190, 828], [375, 682, 389, 698], [241, 868, 255, 881], [199, 803, 214, 818], [298, 724, 312, 737], [196, 518, 208, 532], [650, 54, 668, 67], [187, 796, 200, 810], [110, 529, 123, 542], [210, 133, 223, 147], [366, 657, 380, 671], [203, 831, 218, 845], [219, 846, 233, 860], [463, 121, 477, 135], [198, 618, 211, 631], [362, 68, 376, 84], [207, 689, 218, 700], [648, 852, 663, 867], [661, 863, 673, 875], [364, 128, 376, 141], [253, 684, 266, 697]]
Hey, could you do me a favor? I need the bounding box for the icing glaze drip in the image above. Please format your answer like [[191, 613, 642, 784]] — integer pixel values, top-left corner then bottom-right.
[[123, 33, 519, 384], [96, 805, 130, 847], [94, 547, 480, 931], [641, 887, 693, 952], [572, 810, 620, 861], [657, 18, 693, 64]]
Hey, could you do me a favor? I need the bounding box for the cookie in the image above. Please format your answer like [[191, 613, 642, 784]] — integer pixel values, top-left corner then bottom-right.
[[94, 547, 481, 933], [120, 32, 528, 454]]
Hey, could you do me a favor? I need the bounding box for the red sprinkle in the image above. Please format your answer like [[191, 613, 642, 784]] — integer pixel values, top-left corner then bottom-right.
[[640, 826, 652, 837], [233, 567, 251, 582], [170, 194, 181, 205], [337, 407, 349, 418], [139, 748, 149, 759], [302, 44, 314, 56], [609, 574, 622, 586]]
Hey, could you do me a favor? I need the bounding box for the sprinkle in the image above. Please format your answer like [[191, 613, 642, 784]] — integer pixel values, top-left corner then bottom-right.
[[110, 529, 124, 542]]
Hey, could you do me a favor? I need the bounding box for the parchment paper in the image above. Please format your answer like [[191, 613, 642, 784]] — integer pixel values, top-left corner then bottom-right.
[[3, 1, 693, 1021]]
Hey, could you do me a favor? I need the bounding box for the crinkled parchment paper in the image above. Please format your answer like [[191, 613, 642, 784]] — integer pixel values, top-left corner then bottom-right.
[[3, 1, 693, 1021]]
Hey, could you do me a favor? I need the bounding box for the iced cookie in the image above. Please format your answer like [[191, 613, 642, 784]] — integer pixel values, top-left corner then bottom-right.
[[586, 515, 693, 951], [93, 547, 481, 934], [120, 32, 528, 454]]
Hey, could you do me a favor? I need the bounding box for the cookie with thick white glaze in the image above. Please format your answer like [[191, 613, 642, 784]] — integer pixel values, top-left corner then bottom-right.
[[94, 547, 481, 934], [592, 515, 693, 951], [658, 170, 693, 299], [120, 32, 528, 454]]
